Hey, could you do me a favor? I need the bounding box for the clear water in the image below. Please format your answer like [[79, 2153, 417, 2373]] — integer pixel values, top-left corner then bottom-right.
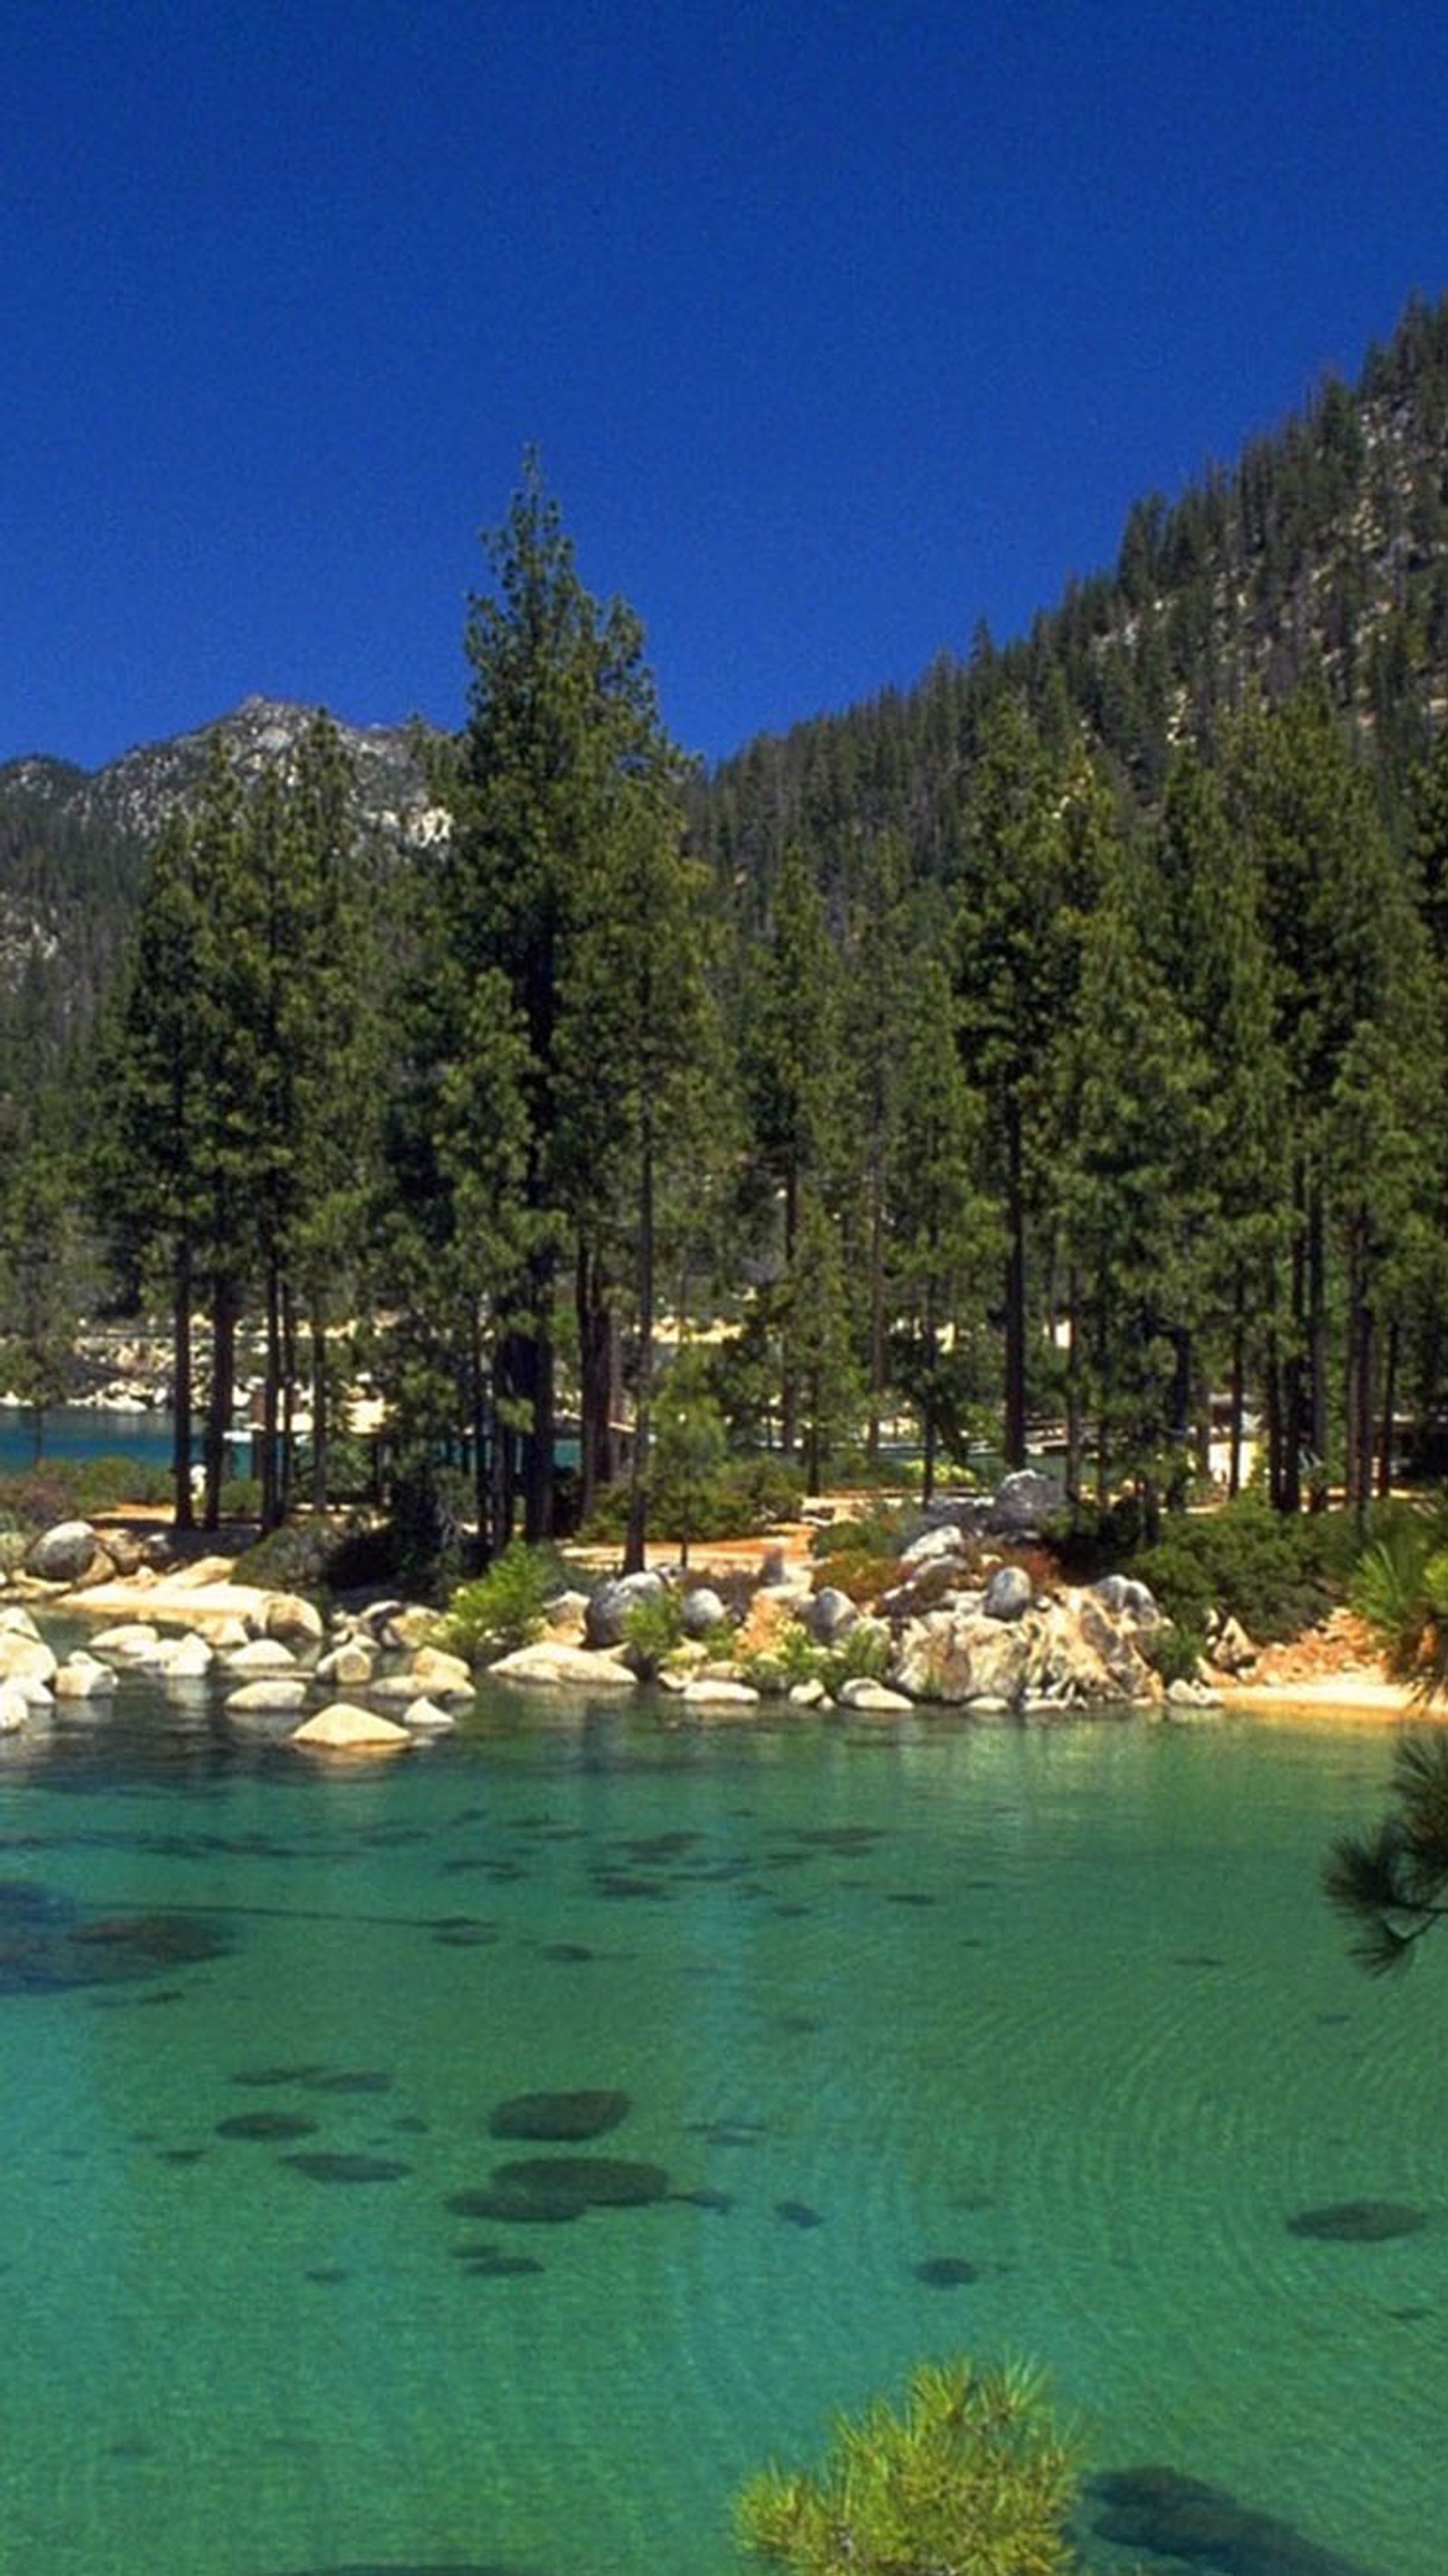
[[0, 1404, 177, 1474], [0, 1679, 1442, 2575]]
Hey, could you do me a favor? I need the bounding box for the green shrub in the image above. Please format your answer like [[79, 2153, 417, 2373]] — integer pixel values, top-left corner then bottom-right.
[[218, 1474, 262, 1521], [580, 1453, 808, 1550], [437, 1541, 562, 1660], [809, 1503, 909, 1560], [1350, 1499, 1448, 1692], [818, 1619, 891, 1695], [741, 1617, 826, 1693], [233, 1512, 383, 1600], [735, 2354, 1081, 2574], [621, 1587, 688, 1675], [1146, 1619, 1207, 1687], [73, 1454, 174, 1512], [810, 1546, 903, 1608], [1126, 1494, 1349, 1644]]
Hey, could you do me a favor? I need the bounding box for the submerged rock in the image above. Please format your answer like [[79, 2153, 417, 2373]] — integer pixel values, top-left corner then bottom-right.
[[1089, 2464, 1375, 2574], [1286, 2199, 1429, 2242], [450, 2155, 670, 2223], [489, 2089, 631, 2142]]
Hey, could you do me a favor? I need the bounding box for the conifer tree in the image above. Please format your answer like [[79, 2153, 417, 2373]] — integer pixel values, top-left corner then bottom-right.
[[952, 701, 1072, 1466], [440, 455, 693, 1541]]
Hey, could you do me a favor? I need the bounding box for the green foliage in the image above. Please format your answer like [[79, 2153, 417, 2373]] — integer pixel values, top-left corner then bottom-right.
[[233, 1512, 386, 1599], [740, 1617, 828, 1693], [437, 1540, 565, 1659], [581, 1452, 805, 1548], [810, 1503, 910, 1560], [818, 1618, 891, 1695], [0, 1452, 171, 1528], [1324, 1732, 1448, 1973], [810, 1545, 904, 1608], [1127, 1495, 1346, 1643], [1145, 1619, 1207, 1688], [69, 1453, 173, 1512], [620, 1586, 689, 1675], [735, 2353, 1081, 2574], [1349, 1501, 1448, 1696]]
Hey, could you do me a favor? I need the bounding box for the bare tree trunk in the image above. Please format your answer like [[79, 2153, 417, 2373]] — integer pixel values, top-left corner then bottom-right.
[[172, 1235, 195, 1532], [203, 1275, 237, 1531], [1377, 1315, 1399, 1502], [624, 1111, 656, 1576], [1004, 1103, 1027, 1471]]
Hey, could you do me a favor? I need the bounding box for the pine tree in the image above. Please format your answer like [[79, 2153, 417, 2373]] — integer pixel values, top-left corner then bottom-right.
[[439, 454, 692, 1541], [952, 701, 1074, 1466]]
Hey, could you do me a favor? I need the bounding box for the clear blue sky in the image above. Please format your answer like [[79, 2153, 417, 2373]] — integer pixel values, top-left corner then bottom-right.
[[5, 0, 1448, 776]]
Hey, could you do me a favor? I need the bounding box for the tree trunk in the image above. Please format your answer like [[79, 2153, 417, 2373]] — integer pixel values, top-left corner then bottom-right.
[[1227, 1264, 1246, 1502], [171, 1234, 195, 1531], [310, 1301, 328, 1514], [203, 1275, 237, 1531], [520, 1250, 556, 1543], [1003, 1101, 1027, 1471], [469, 1298, 491, 1563], [780, 1165, 800, 1459], [280, 1284, 297, 1522], [1307, 1178, 1329, 1510], [920, 1267, 939, 1508], [866, 1170, 885, 1472], [576, 1239, 616, 1523], [261, 1255, 282, 1533], [1064, 1263, 1081, 1507], [624, 1110, 656, 1576], [1377, 1315, 1399, 1501]]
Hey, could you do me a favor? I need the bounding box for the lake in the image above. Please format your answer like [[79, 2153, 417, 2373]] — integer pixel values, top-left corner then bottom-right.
[[0, 1405, 178, 1476], [0, 1677, 1440, 2574]]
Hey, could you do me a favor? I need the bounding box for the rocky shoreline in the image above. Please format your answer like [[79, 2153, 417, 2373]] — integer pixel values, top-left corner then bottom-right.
[[0, 1473, 1420, 1748]]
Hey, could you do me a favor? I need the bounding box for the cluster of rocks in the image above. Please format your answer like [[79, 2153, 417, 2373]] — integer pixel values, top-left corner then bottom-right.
[[1, 1519, 480, 1755], [491, 1474, 1224, 1722], [4, 1479, 1235, 1732]]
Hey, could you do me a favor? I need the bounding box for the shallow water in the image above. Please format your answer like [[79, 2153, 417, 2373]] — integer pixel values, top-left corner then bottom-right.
[[0, 1678, 1441, 2574]]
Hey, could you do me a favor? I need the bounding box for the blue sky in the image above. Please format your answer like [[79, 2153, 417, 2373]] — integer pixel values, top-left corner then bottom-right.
[[5, 0, 1448, 775]]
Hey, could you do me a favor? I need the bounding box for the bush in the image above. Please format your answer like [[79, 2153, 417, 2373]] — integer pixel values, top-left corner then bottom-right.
[[437, 1541, 565, 1660], [233, 1512, 386, 1601], [1146, 1619, 1207, 1687], [1350, 1499, 1448, 1693], [810, 1546, 904, 1608], [1118, 1494, 1354, 1644], [818, 1619, 891, 1695], [72, 1454, 174, 1512], [620, 1587, 689, 1676], [735, 2354, 1081, 2574], [809, 1503, 909, 1560], [741, 1618, 826, 1694], [579, 1453, 808, 1550]]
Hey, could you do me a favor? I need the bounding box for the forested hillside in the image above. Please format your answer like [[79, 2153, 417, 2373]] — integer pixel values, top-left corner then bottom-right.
[[7, 297, 1448, 1560]]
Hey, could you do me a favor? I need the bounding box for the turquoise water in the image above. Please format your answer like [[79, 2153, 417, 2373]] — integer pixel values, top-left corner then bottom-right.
[[0, 1404, 177, 1474], [0, 1682, 1442, 2574]]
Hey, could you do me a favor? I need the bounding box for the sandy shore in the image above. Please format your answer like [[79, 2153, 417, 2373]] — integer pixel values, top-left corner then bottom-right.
[[1214, 1671, 1435, 1724]]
